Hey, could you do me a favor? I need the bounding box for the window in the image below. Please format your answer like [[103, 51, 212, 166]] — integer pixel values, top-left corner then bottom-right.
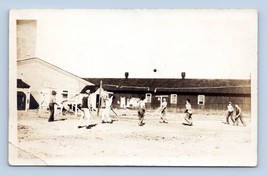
[[198, 95, 205, 105], [62, 90, 68, 99], [170, 94, 177, 104], [145, 93, 152, 103]]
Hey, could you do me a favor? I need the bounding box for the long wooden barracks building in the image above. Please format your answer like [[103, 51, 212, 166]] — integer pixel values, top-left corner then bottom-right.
[[82, 77, 251, 113], [16, 57, 251, 113]]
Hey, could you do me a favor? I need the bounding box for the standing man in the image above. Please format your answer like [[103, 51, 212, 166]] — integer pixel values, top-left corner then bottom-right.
[[138, 97, 146, 126], [78, 90, 92, 129], [184, 99, 193, 126], [159, 98, 168, 123], [101, 95, 113, 123], [225, 101, 235, 125], [234, 104, 246, 126], [48, 90, 57, 122]]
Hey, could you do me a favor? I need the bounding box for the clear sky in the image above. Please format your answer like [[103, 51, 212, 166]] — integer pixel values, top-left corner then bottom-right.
[[22, 9, 257, 79]]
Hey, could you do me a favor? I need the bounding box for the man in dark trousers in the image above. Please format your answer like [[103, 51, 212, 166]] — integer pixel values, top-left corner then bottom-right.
[[138, 97, 146, 126], [234, 104, 246, 127], [225, 101, 235, 125], [48, 90, 57, 122]]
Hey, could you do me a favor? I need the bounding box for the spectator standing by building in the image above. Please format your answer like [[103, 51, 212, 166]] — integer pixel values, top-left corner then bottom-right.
[[48, 90, 57, 122]]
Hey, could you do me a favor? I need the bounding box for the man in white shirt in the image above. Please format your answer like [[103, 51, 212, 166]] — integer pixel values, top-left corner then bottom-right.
[[225, 101, 235, 125], [159, 98, 168, 123], [138, 97, 146, 126], [78, 90, 92, 129], [184, 99, 193, 126], [101, 95, 113, 123]]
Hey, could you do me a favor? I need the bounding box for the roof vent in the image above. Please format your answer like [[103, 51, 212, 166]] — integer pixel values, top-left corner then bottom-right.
[[125, 72, 129, 79], [181, 72, 186, 79]]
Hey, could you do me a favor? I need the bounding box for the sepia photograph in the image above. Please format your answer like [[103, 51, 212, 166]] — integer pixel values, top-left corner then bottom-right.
[[9, 9, 257, 166]]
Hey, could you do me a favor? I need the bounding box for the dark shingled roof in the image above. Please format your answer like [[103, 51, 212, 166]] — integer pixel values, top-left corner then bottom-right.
[[17, 79, 30, 88], [82, 78, 251, 95]]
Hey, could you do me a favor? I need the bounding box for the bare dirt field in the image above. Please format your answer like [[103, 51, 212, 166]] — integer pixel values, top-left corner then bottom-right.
[[13, 109, 256, 166]]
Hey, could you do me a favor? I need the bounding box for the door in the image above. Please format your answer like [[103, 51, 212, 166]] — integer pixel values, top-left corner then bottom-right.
[[17, 91, 26, 110]]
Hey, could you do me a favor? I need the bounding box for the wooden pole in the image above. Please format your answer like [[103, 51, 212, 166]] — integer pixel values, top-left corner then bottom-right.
[[75, 95, 78, 117], [97, 80, 102, 116]]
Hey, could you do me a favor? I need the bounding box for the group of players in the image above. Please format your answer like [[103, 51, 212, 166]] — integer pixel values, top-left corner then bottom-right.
[[137, 97, 193, 126], [224, 101, 246, 126], [48, 89, 113, 128], [138, 98, 246, 127], [48, 89, 246, 128]]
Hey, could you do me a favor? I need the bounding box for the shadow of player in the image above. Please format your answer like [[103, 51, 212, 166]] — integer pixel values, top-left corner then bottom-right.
[[86, 124, 97, 129], [182, 123, 193, 126], [102, 120, 117, 124], [54, 118, 67, 122]]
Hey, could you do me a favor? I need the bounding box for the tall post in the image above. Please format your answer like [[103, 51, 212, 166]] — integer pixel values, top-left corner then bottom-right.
[[74, 94, 78, 117], [160, 96, 163, 107], [97, 80, 102, 116]]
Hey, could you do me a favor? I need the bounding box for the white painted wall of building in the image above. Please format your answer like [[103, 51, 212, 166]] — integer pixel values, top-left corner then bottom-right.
[[17, 60, 92, 106]]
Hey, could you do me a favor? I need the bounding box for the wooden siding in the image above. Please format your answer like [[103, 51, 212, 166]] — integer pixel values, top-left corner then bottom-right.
[[111, 92, 251, 113]]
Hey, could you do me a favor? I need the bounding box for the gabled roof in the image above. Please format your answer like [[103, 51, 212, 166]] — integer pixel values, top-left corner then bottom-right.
[[83, 78, 251, 95], [17, 79, 30, 88], [17, 57, 93, 86]]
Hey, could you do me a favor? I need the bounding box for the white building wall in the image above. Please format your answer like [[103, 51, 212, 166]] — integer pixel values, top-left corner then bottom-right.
[[17, 60, 92, 106]]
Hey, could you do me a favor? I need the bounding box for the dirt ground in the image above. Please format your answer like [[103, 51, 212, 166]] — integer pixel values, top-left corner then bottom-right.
[[14, 108, 256, 166]]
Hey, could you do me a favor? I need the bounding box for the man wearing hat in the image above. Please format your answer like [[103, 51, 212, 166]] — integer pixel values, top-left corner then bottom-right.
[[78, 89, 92, 128], [225, 101, 235, 125], [48, 90, 58, 122]]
